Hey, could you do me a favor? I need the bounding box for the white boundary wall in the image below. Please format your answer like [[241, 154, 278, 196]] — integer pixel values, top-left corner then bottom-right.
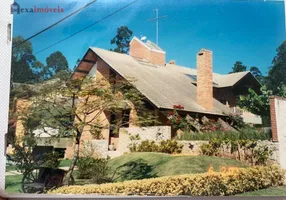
[[270, 96, 286, 169]]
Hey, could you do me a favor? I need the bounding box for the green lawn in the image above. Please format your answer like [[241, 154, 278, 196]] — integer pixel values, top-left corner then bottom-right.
[[5, 175, 23, 193], [6, 159, 72, 172], [107, 152, 246, 182], [236, 186, 286, 196], [58, 159, 72, 167], [6, 153, 284, 196], [5, 165, 17, 172]]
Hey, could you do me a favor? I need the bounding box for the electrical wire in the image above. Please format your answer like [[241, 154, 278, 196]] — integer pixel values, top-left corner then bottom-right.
[[34, 0, 139, 55], [12, 0, 97, 49]]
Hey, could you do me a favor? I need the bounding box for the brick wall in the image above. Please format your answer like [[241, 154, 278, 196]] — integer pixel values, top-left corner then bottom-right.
[[270, 96, 278, 142], [197, 49, 214, 111], [130, 37, 165, 65]]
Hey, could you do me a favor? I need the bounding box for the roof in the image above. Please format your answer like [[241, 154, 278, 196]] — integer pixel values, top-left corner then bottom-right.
[[163, 64, 251, 88], [75, 47, 238, 116]]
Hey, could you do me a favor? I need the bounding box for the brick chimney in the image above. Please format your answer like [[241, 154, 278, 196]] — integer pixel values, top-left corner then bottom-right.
[[129, 37, 165, 65], [196, 49, 214, 111]]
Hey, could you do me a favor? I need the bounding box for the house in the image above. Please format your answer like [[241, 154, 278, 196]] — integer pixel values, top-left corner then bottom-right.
[[9, 37, 262, 158], [73, 36, 262, 123]]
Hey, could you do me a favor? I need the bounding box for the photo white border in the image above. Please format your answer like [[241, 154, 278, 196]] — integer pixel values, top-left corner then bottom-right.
[[1, 0, 286, 199], [0, 0, 13, 198]]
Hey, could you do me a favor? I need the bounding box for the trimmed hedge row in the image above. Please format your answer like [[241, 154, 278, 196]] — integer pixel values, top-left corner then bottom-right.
[[50, 165, 284, 196]]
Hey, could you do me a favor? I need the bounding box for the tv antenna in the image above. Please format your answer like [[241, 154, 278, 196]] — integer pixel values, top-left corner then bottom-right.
[[141, 36, 147, 41], [147, 9, 167, 45]]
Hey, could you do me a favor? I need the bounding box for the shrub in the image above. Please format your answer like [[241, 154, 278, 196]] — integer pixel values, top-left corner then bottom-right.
[[178, 127, 272, 141], [77, 157, 111, 184], [41, 152, 61, 168], [49, 165, 284, 196], [200, 139, 273, 165], [159, 140, 183, 154], [129, 140, 183, 154]]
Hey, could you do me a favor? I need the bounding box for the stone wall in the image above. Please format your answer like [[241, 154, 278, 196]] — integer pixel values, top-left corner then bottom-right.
[[117, 126, 171, 154], [178, 140, 208, 155]]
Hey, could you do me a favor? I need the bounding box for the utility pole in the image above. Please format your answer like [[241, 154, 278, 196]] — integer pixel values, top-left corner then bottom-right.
[[147, 9, 167, 45]]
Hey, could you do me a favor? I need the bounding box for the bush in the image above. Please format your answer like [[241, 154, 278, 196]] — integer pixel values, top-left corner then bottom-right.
[[200, 139, 273, 165], [178, 127, 272, 141], [49, 165, 284, 196], [129, 140, 183, 154], [77, 157, 111, 184], [41, 152, 61, 168]]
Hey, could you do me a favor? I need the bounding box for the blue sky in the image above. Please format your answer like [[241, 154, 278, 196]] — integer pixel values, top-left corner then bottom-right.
[[12, 0, 285, 75]]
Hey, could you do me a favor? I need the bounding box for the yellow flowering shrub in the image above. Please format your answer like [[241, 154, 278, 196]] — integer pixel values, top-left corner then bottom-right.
[[49, 165, 284, 196]]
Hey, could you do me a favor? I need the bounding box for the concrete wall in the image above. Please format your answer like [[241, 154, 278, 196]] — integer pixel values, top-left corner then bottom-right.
[[270, 96, 286, 169], [117, 126, 171, 154]]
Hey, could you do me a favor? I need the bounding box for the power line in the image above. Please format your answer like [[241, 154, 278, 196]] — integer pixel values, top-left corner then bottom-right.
[[12, 0, 98, 49], [34, 0, 139, 55]]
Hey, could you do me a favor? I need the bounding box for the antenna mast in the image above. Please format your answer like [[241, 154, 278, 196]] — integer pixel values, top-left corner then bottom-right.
[[147, 9, 167, 45]]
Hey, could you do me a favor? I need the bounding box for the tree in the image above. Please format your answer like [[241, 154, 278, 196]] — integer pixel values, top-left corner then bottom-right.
[[250, 66, 262, 78], [11, 36, 40, 84], [21, 74, 156, 185], [267, 41, 286, 94], [110, 26, 133, 54], [42, 51, 69, 79], [229, 61, 247, 74], [237, 85, 286, 125], [250, 66, 264, 83]]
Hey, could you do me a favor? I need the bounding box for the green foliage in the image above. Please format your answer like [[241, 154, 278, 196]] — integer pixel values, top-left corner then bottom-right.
[[200, 139, 273, 165], [267, 41, 286, 94], [43, 51, 69, 79], [237, 86, 272, 117], [50, 166, 284, 196], [9, 133, 61, 174], [229, 61, 247, 73], [159, 140, 184, 154], [10, 133, 38, 174], [11, 36, 39, 84], [129, 134, 141, 141], [200, 142, 220, 156], [178, 127, 272, 141], [226, 113, 245, 129], [77, 157, 111, 184], [253, 146, 273, 166], [250, 66, 264, 83], [129, 140, 183, 154], [110, 26, 133, 54], [41, 152, 61, 168], [11, 36, 70, 84]]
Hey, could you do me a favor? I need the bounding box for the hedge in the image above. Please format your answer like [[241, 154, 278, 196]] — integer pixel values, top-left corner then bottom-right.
[[49, 165, 284, 196]]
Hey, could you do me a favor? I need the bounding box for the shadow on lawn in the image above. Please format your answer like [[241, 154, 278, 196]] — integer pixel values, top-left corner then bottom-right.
[[111, 158, 157, 182]]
